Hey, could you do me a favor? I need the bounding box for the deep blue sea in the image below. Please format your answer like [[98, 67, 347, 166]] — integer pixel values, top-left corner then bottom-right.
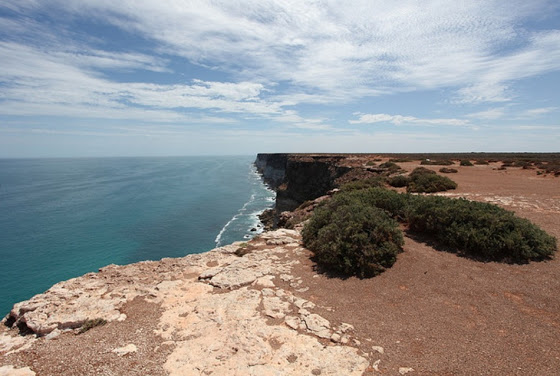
[[0, 156, 275, 315]]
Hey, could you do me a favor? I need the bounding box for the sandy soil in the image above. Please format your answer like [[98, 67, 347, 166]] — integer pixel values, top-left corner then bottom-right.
[[287, 161, 560, 375]]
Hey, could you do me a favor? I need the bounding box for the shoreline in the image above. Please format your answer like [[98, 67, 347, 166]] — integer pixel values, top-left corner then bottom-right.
[[2, 153, 559, 375]]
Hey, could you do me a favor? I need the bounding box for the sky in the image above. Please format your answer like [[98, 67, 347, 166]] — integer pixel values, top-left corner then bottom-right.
[[1, 0, 559, 157]]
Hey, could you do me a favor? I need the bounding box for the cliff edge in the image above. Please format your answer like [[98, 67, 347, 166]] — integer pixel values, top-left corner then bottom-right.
[[1, 229, 370, 376]]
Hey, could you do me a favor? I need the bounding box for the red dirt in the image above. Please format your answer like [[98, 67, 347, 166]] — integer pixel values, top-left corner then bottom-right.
[[289, 161, 560, 375]]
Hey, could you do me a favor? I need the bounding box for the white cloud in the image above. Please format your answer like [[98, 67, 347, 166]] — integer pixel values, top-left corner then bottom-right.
[[349, 113, 469, 126], [523, 107, 558, 116], [4, 0, 559, 104], [513, 125, 559, 130], [466, 108, 506, 120]]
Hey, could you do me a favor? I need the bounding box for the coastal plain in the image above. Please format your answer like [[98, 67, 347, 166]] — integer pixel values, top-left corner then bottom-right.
[[1, 154, 559, 375]]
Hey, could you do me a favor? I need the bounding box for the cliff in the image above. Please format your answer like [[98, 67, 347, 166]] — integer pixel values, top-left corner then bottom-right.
[[255, 154, 352, 212]]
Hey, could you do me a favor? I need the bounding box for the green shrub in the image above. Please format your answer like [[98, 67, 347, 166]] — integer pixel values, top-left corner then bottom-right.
[[409, 167, 436, 179], [379, 161, 401, 174], [303, 186, 557, 276], [389, 158, 413, 163], [302, 198, 403, 278], [420, 159, 454, 166], [407, 196, 557, 263], [460, 160, 474, 166], [474, 160, 489, 165], [388, 175, 410, 187], [340, 187, 411, 221], [406, 168, 457, 193], [339, 176, 386, 192], [439, 167, 458, 173]]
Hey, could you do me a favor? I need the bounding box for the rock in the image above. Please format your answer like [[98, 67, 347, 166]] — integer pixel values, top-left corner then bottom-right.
[[285, 316, 301, 330], [331, 333, 341, 343], [254, 276, 276, 288], [399, 367, 415, 374], [161, 286, 368, 376], [45, 329, 62, 340], [302, 313, 332, 339], [0, 365, 35, 376], [372, 345, 384, 354], [263, 296, 291, 319], [372, 359, 381, 372], [0, 333, 30, 353], [112, 344, 138, 356], [261, 288, 275, 296], [1, 227, 372, 375], [339, 323, 354, 333]]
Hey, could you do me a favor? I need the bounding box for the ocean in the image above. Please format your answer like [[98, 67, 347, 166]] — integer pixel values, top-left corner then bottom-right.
[[0, 156, 275, 315]]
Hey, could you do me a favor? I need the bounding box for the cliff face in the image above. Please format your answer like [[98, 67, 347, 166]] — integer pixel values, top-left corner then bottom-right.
[[255, 154, 351, 212]]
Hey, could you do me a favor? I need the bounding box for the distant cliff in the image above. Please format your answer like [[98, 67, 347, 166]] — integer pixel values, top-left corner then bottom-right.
[[255, 154, 351, 212]]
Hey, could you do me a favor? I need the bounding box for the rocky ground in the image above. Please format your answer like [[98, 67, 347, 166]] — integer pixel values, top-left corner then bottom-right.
[[1, 159, 559, 375], [1, 229, 375, 376]]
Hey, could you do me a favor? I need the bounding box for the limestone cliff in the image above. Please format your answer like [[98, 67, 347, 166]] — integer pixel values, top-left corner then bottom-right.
[[255, 154, 351, 212]]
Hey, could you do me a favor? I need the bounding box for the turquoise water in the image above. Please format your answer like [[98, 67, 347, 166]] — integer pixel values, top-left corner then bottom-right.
[[0, 156, 275, 315]]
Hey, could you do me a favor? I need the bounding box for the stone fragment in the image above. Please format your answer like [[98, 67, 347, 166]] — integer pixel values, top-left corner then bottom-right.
[[372, 345, 384, 354], [0, 366, 35, 376], [285, 316, 301, 330], [112, 344, 138, 356], [45, 329, 61, 340], [303, 313, 332, 339], [399, 367, 415, 374], [263, 296, 291, 319], [339, 323, 354, 333], [331, 333, 341, 343], [254, 276, 275, 288], [261, 288, 275, 296], [372, 359, 381, 372]]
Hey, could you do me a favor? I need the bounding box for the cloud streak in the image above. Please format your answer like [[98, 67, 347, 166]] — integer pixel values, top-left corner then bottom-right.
[[350, 113, 469, 127]]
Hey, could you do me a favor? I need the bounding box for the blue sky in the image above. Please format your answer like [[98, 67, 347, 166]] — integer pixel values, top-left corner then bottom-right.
[[1, 1, 559, 157]]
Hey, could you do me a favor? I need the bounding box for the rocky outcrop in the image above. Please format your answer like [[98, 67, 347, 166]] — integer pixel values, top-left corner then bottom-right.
[[1, 229, 370, 375], [255, 154, 351, 213]]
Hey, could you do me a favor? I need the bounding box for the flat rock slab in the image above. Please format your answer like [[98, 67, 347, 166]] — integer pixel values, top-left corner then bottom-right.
[[1, 229, 369, 376]]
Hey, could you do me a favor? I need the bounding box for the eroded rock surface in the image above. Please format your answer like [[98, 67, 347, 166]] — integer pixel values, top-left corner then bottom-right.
[[1, 229, 370, 375]]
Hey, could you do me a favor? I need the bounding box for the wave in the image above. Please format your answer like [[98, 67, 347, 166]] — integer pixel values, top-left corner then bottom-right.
[[214, 164, 275, 247], [214, 193, 256, 246]]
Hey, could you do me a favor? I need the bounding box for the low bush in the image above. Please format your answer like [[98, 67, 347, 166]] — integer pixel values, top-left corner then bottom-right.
[[439, 167, 458, 173], [420, 159, 454, 166], [406, 167, 457, 193], [389, 158, 413, 163], [339, 176, 386, 192], [474, 160, 489, 165], [407, 196, 557, 263], [302, 197, 403, 278], [342, 187, 411, 220], [460, 160, 474, 166], [303, 186, 557, 277], [379, 161, 401, 174], [388, 175, 409, 188], [409, 167, 436, 178]]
